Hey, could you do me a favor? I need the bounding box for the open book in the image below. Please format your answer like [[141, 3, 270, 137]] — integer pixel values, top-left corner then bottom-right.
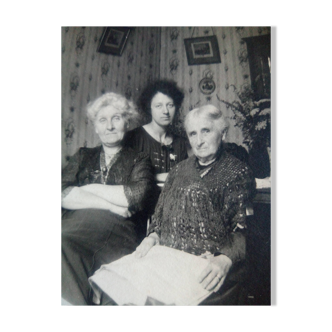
[[89, 245, 213, 306]]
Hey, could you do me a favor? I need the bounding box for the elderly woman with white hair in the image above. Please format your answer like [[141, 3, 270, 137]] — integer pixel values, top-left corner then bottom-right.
[[135, 104, 256, 305], [61, 92, 157, 305]]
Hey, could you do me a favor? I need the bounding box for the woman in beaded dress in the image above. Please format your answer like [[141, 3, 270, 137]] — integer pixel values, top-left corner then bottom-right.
[[61, 92, 156, 305], [123, 80, 188, 188], [135, 105, 256, 305]]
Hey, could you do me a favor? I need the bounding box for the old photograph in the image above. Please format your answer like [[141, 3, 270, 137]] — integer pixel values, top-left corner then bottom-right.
[[61, 26, 271, 306]]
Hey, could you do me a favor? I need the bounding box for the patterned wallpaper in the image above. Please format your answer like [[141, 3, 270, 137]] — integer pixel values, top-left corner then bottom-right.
[[62, 26, 270, 166], [61, 27, 161, 166], [159, 26, 271, 147]]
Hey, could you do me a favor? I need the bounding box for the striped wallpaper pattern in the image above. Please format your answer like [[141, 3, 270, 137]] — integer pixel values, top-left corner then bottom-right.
[[61, 26, 270, 165]]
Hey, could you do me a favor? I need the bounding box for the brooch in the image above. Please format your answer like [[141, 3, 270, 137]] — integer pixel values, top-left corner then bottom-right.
[[170, 153, 177, 161]]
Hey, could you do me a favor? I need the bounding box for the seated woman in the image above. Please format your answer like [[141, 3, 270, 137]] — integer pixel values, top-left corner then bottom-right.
[[61, 92, 156, 305], [134, 105, 256, 305], [124, 80, 188, 187]]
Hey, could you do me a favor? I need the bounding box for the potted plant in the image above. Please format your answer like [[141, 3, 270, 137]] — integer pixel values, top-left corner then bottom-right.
[[217, 83, 271, 179]]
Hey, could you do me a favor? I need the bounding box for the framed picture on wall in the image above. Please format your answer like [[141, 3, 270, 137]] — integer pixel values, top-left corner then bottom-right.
[[184, 35, 221, 65], [97, 27, 131, 56]]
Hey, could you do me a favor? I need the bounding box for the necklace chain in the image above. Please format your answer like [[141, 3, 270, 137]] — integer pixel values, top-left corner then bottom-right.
[[105, 153, 116, 160], [100, 147, 122, 184], [105, 146, 122, 159]]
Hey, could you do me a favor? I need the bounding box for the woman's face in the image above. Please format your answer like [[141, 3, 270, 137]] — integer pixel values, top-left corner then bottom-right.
[[94, 106, 127, 147], [186, 114, 224, 163], [150, 92, 176, 127]]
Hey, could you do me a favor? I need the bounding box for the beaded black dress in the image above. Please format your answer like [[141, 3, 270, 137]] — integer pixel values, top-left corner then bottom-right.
[[148, 148, 256, 304], [123, 126, 188, 175]]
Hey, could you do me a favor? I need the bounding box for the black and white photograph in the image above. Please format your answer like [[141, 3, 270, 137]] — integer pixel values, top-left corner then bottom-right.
[[97, 27, 131, 55], [61, 26, 271, 306], [192, 41, 213, 58], [184, 35, 221, 65], [105, 29, 124, 47]]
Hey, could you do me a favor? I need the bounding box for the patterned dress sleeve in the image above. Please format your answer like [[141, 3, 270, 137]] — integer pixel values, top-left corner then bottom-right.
[[218, 166, 256, 263], [123, 152, 157, 214], [147, 165, 177, 237], [61, 149, 82, 198]]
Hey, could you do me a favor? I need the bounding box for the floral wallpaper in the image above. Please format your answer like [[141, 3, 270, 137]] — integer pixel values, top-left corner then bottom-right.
[[62, 27, 270, 166], [159, 26, 271, 147], [61, 27, 161, 166]]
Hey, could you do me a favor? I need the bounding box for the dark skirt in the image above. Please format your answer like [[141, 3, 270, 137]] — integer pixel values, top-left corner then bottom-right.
[[62, 209, 139, 305]]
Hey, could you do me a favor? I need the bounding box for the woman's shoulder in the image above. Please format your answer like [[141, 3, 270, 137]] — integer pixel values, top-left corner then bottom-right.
[[170, 155, 195, 173], [219, 150, 254, 180], [121, 145, 150, 164], [123, 126, 150, 147]]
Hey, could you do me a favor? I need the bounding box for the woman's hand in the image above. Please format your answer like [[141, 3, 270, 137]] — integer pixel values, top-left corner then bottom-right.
[[135, 233, 160, 258], [198, 255, 232, 292]]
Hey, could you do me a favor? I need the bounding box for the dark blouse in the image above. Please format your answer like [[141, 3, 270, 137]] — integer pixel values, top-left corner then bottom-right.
[[61, 145, 156, 214], [148, 149, 256, 263], [123, 126, 188, 174]]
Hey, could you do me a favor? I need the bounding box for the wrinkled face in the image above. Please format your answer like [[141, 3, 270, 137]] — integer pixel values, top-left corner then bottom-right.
[[150, 92, 176, 127], [186, 114, 224, 163], [94, 106, 126, 147]]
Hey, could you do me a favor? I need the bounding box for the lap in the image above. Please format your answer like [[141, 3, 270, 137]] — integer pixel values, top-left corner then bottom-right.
[[62, 209, 139, 305], [96, 259, 247, 306], [62, 209, 137, 253], [200, 262, 247, 305], [62, 210, 138, 277]]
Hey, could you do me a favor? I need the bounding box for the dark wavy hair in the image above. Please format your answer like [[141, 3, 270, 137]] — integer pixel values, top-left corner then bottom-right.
[[138, 79, 184, 123]]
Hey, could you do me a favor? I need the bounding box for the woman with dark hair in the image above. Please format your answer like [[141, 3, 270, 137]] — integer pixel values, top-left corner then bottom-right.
[[124, 80, 188, 187]]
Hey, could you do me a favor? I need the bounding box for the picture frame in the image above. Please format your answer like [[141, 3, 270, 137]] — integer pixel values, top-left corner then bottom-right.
[[97, 27, 131, 56], [184, 35, 221, 66]]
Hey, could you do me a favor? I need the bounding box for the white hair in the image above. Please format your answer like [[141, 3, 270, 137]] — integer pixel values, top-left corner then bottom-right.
[[184, 104, 228, 134], [86, 92, 140, 129]]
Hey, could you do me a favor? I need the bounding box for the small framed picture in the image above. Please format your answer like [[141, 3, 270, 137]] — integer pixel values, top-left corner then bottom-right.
[[97, 27, 131, 56], [184, 35, 221, 66], [199, 77, 216, 95]]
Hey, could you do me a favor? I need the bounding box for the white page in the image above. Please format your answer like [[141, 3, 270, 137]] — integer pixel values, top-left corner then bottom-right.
[[89, 245, 213, 305]]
